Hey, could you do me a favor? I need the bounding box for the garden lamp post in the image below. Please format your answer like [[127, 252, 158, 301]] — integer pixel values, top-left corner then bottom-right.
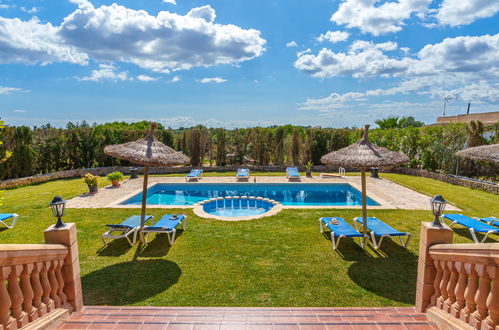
[[50, 195, 67, 228], [430, 194, 447, 228]]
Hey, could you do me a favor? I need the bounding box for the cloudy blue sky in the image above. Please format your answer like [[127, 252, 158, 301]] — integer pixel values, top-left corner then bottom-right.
[[0, 0, 498, 128]]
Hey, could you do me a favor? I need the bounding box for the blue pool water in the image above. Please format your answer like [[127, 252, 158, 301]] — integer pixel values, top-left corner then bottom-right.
[[203, 198, 275, 217], [121, 183, 380, 206]]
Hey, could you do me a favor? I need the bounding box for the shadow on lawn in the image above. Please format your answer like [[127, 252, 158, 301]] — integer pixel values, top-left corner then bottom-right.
[[452, 227, 498, 243], [82, 259, 181, 305], [96, 239, 133, 256], [347, 239, 418, 304], [137, 230, 184, 258]]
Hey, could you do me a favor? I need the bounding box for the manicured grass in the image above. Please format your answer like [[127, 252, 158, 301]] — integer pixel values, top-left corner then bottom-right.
[[0, 173, 497, 307]]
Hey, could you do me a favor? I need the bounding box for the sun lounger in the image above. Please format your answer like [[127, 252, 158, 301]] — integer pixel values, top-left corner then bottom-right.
[[101, 215, 153, 246], [140, 214, 187, 245], [319, 217, 367, 250], [286, 167, 300, 181], [185, 169, 203, 181], [474, 216, 499, 227], [320, 168, 346, 179], [354, 217, 411, 249], [236, 168, 250, 181], [0, 213, 18, 229], [443, 214, 499, 243]]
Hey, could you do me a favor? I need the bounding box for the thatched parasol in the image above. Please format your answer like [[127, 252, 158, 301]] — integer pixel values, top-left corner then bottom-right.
[[104, 123, 189, 229], [455, 144, 499, 164], [321, 124, 408, 241]]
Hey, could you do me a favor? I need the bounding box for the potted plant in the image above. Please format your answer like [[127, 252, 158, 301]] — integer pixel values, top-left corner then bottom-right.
[[107, 171, 124, 187], [83, 173, 99, 194], [306, 161, 313, 178]]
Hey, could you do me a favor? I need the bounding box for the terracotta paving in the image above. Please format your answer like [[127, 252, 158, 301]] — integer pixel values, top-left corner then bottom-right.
[[54, 306, 438, 329]]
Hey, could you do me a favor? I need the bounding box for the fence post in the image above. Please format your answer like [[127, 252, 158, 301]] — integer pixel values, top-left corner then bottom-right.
[[415, 222, 453, 312], [44, 223, 83, 312]]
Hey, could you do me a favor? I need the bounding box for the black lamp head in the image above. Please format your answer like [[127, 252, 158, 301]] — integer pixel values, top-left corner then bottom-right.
[[49, 195, 67, 228], [430, 194, 447, 227]]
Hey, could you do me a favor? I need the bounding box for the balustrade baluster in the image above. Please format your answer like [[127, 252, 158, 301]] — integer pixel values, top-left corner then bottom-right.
[[483, 266, 498, 330], [20, 263, 37, 322], [31, 262, 47, 317], [48, 260, 61, 308], [54, 260, 68, 307], [461, 263, 478, 323], [437, 260, 450, 309], [39, 261, 54, 312], [470, 264, 491, 329], [8, 265, 28, 328], [451, 262, 467, 318], [431, 259, 443, 306], [444, 261, 458, 312], [0, 266, 16, 330]]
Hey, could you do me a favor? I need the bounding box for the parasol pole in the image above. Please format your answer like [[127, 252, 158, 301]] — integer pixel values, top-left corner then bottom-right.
[[360, 167, 368, 240], [140, 165, 149, 229]]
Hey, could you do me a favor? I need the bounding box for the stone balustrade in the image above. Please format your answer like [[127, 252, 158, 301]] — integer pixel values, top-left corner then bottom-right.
[[415, 221, 498, 330], [429, 243, 498, 329], [0, 245, 69, 329], [0, 223, 82, 330]]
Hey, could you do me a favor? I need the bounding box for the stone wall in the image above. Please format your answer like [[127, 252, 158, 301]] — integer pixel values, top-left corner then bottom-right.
[[0, 165, 336, 190], [389, 167, 499, 194]]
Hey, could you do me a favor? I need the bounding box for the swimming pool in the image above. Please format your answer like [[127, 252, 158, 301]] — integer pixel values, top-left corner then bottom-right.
[[121, 183, 380, 206]]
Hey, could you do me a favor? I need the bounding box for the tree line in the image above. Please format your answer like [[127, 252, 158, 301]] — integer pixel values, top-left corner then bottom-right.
[[0, 119, 497, 181]]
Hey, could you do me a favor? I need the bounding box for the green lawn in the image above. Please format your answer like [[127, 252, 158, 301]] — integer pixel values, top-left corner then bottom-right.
[[0, 173, 497, 307]]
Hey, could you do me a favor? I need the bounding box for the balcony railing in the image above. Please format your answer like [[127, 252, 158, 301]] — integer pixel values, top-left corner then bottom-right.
[[428, 243, 498, 329], [0, 244, 72, 329]]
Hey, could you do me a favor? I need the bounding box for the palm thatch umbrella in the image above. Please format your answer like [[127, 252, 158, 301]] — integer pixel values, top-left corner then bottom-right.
[[455, 144, 499, 164], [321, 124, 408, 240], [104, 123, 189, 228]]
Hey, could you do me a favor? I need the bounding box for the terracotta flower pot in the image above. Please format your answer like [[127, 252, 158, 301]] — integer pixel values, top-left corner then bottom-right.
[[111, 180, 121, 187]]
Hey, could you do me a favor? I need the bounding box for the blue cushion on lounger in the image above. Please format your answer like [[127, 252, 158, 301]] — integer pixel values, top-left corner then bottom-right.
[[354, 217, 406, 236], [146, 214, 186, 231], [106, 215, 153, 229]]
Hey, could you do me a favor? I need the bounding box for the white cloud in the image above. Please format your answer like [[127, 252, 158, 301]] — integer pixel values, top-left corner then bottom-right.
[[0, 1, 266, 73], [317, 31, 349, 43], [331, 0, 432, 36], [436, 0, 499, 26], [0, 86, 26, 94], [0, 17, 88, 65], [0, 4, 10, 9], [197, 77, 227, 83], [286, 41, 298, 48], [136, 74, 158, 82], [20, 6, 39, 14], [296, 48, 312, 57], [78, 64, 129, 82], [13, 109, 26, 113], [295, 34, 499, 80], [170, 75, 180, 82], [163, 0, 176, 5]]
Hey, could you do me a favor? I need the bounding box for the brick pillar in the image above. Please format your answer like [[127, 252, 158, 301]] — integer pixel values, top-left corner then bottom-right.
[[415, 222, 453, 313], [44, 223, 83, 312]]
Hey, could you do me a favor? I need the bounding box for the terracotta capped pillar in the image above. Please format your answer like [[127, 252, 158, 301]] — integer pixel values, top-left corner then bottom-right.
[[415, 222, 453, 313], [44, 223, 83, 312]]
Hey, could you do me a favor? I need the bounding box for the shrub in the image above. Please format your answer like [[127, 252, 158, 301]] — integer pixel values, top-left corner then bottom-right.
[[107, 171, 124, 183], [83, 173, 98, 186]]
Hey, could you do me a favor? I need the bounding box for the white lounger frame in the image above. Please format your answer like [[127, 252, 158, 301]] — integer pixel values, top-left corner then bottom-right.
[[473, 216, 499, 226], [353, 219, 411, 250], [286, 171, 300, 181], [236, 171, 250, 181], [0, 213, 18, 229], [101, 216, 154, 246], [319, 218, 367, 250], [140, 216, 187, 245], [443, 214, 498, 243]]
